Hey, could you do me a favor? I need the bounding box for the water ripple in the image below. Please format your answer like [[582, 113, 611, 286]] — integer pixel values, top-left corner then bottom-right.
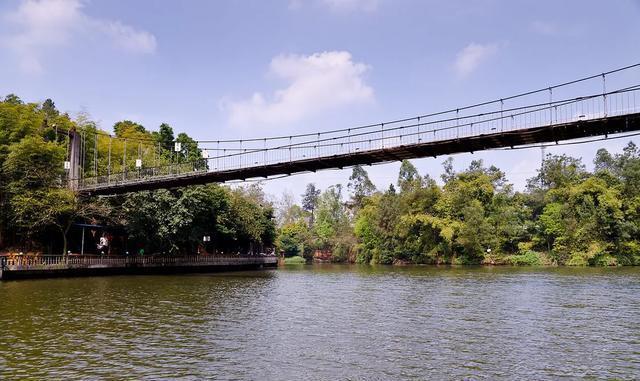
[[1, 266, 640, 380]]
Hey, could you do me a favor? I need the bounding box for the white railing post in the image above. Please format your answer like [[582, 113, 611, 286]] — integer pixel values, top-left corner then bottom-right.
[[603, 73, 607, 117], [548, 88, 553, 125]]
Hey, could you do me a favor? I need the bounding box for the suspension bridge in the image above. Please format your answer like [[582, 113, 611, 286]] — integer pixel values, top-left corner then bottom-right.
[[66, 64, 640, 196]]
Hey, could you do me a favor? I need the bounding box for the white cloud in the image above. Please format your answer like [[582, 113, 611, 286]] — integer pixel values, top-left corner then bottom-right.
[[226, 51, 374, 128], [453, 42, 499, 78], [96, 20, 157, 54], [2, 0, 156, 74], [320, 0, 379, 12]]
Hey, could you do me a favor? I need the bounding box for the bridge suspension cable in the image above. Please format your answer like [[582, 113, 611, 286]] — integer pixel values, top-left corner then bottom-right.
[[63, 62, 640, 193], [53, 62, 640, 147]]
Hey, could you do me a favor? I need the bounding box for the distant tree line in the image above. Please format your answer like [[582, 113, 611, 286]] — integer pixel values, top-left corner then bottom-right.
[[275, 145, 640, 266]]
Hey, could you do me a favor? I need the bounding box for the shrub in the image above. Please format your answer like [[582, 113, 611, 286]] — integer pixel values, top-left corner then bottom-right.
[[283, 256, 306, 265], [506, 251, 543, 266]]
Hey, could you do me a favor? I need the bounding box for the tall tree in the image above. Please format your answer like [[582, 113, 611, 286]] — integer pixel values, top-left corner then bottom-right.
[[348, 165, 376, 209], [314, 185, 348, 249], [527, 154, 587, 190], [41, 98, 58, 121], [276, 191, 307, 226], [3, 94, 22, 105], [176, 132, 203, 163], [301, 183, 321, 225], [157, 123, 175, 152], [441, 157, 455, 184]]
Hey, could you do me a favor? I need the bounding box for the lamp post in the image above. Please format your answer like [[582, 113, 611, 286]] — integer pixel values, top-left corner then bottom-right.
[[202, 235, 211, 255]]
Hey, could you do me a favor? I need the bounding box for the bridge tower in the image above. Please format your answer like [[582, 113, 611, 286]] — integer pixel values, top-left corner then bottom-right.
[[67, 130, 81, 190]]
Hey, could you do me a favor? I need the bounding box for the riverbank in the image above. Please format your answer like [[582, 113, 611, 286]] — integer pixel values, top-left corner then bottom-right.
[[292, 249, 628, 266], [0, 255, 277, 280]]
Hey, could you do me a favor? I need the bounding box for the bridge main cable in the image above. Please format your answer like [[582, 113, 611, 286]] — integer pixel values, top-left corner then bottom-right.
[[51, 62, 640, 146]]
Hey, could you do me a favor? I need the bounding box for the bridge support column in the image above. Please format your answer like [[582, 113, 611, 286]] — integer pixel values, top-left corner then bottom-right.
[[67, 130, 81, 190]]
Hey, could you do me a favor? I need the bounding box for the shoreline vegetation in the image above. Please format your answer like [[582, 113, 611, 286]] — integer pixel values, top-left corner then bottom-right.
[[279, 147, 640, 267], [2, 94, 640, 267], [275, 144, 640, 268]]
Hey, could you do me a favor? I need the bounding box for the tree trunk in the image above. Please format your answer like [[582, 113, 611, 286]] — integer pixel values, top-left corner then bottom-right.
[[62, 222, 72, 256], [61, 229, 68, 256]]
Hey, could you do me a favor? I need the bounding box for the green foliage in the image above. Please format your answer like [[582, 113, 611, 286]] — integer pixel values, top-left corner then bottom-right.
[[284, 256, 306, 264], [3, 135, 65, 191], [527, 154, 587, 190], [176, 132, 203, 163], [505, 251, 543, 266], [113, 184, 276, 255], [301, 183, 321, 225], [113, 120, 146, 136], [280, 150, 640, 266], [348, 165, 376, 209], [276, 221, 309, 257], [397, 160, 421, 193], [0, 95, 275, 256], [156, 123, 175, 152], [314, 185, 349, 249]]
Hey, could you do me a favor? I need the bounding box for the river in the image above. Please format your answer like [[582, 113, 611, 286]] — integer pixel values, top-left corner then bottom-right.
[[1, 265, 639, 380]]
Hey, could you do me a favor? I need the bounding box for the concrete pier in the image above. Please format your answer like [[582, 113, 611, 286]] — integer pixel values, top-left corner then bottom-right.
[[0, 255, 277, 280]]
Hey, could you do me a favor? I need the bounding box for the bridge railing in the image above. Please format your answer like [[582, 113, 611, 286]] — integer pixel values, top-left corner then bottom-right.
[[75, 64, 640, 190], [0, 254, 277, 270]]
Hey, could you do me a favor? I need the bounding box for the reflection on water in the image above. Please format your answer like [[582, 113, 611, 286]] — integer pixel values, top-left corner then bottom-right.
[[1, 265, 640, 380]]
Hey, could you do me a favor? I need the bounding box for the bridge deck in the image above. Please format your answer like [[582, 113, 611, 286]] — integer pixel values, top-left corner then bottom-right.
[[82, 112, 640, 195]]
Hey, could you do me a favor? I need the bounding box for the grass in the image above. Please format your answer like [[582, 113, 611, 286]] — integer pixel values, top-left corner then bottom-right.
[[283, 256, 307, 265], [505, 251, 543, 266]]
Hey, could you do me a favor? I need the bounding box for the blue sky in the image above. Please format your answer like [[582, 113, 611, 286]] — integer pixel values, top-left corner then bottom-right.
[[1, 0, 640, 201]]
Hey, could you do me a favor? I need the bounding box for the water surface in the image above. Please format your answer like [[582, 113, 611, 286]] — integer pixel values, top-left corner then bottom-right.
[[1, 265, 639, 380]]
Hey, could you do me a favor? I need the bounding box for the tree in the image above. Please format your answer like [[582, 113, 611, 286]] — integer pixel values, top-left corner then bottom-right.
[[301, 183, 321, 225], [441, 157, 455, 184], [157, 123, 175, 152], [527, 154, 586, 190], [11, 189, 110, 255], [113, 120, 146, 137], [276, 191, 307, 226], [276, 221, 309, 256], [314, 185, 349, 249], [348, 165, 376, 209], [119, 185, 276, 255], [594, 148, 615, 173], [2, 135, 112, 253], [3, 94, 22, 105], [3, 135, 65, 192], [398, 160, 421, 193], [455, 200, 493, 261], [176, 132, 202, 163], [41, 98, 58, 121]]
